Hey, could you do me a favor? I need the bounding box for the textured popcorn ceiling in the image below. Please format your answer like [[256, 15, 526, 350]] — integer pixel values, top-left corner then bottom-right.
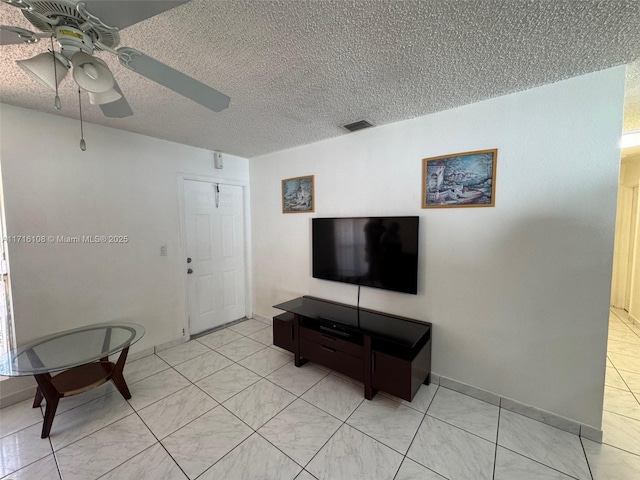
[[1, 0, 639, 158]]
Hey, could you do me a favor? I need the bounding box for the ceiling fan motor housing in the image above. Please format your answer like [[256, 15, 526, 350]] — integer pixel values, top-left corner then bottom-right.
[[55, 25, 92, 59]]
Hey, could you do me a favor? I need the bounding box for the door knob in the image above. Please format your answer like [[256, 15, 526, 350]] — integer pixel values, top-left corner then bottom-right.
[[187, 268, 193, 274], [187, 257, 192, 263]]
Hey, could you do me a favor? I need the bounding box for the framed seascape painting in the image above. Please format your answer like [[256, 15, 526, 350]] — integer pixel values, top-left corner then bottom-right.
[[282, 175, 315, 213], [422, 149, 497, 208]]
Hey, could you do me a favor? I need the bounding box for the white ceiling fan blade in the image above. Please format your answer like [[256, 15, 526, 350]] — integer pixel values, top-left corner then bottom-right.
[[98, 81, 133, 118], [78, 0, 191, 31], [117, 47, 230, 112], [0, 25, 40, 45]]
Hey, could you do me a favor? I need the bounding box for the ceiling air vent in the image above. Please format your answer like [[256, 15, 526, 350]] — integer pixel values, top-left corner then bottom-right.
[[342, 120, 374, 132]]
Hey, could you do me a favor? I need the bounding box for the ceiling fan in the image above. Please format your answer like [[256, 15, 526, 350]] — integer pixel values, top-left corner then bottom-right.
[[0, 0, 230, 120]]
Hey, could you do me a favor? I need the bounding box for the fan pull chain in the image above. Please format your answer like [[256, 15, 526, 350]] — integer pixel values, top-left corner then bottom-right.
[[78, 89, 86, 151], [50, 36, 61, 109]]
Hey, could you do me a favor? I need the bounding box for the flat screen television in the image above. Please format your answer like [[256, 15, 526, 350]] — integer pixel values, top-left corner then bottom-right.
[[312, 216, 419, 295]]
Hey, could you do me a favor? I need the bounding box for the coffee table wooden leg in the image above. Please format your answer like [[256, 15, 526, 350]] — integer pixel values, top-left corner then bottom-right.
[[34, 373, 60, 438], [33, 386, 43, 408], [110, 347, 132, 399]]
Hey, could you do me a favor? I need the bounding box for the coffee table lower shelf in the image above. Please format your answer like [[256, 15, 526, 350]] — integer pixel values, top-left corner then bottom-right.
[[32, 346, 131, 438]]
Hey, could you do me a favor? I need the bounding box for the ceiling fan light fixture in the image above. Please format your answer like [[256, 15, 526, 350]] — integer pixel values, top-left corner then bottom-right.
[[17, 52, 68, 91], [87, 87, 122, 105], [71, 52, 115, 93]]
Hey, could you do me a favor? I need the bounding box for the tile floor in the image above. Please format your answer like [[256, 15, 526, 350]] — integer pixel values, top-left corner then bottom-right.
[[1, 311, 640, 479]]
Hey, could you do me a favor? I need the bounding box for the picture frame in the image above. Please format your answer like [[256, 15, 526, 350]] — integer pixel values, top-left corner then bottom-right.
[[422, 149, 497, 208], [282, 175, 315, 213]]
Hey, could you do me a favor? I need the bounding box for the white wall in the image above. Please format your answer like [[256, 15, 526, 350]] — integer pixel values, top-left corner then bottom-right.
[[0, 104, 249, 354], [250, 67, 626, 428]]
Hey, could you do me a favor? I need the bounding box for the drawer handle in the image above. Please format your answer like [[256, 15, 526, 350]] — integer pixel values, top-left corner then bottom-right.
[[321, 334, 336, 342], [321, 345, 336, 353]]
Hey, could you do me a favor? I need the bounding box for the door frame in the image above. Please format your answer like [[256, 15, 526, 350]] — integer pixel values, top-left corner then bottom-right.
[[177, 173, 253, 338]]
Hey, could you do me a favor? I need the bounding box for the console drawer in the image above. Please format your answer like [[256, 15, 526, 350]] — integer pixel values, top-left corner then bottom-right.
[[299, 327, 363, 358], [300, 338, 364, 381]]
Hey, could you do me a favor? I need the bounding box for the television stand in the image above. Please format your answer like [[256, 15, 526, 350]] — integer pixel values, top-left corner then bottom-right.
[[273, 296, 431, 402]]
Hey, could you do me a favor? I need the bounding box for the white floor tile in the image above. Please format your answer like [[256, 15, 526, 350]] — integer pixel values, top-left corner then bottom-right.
[[123, 354, 171, 385], [137, 385, 217, 439], [607, 329, 640, 345], [259, 398, 342, 466], [605, 366, 630, 391], [223, 379, 296, 429], [307, 424, 403, 480], [346, 394, 424, 454], [395, 458, 446, 480], [173, 350, 233, 382], [607, 339, 640, 359], [49, 390, 134, 451], [1, 453, 60, 480], [498, 409, 591, 480], [619, 369, 640, 395], [99, 443, 187, 480], [156, 341, 211, 366], [494, 446, 575, 479], [214, 337, 267, 362], [601, 410, 640, 456], [0, 423, 53, 478], [603, 386, 640, 421], [609, 352, 640, 374], [162, 405, 252, 479], [583, 438, 640, 480], [196, 363, 261, 403], [267, 361, 329, 396], [407, 415, 494, 480], [7, 308, 640, 480], [126, 368, 191, 411], [609, 319, 632, 332], [238, 346, 292, 376], [427, 387, 499, 441], [301, 374, 364, 421], [248, 326, 274, 345], [198, 433, 301, 480], [55, 414, 155, 480], [196, 328, 243, 350], [0, 398, 43, 439], [380, 382, 438, 413], [295, 471, 318, 480]]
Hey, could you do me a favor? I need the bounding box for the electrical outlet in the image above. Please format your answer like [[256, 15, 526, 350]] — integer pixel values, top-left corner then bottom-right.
[[160, 245, 167, 256]]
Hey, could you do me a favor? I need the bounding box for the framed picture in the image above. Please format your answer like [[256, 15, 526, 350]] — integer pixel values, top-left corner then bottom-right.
[[422, 149, 497, 208], [282, 175, 315, 213]]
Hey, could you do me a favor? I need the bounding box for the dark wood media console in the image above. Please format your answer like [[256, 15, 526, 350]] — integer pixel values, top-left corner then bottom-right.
[[273, 296, 431, 402]]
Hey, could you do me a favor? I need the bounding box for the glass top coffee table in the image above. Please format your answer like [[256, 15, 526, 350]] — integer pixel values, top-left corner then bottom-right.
[[0, 322, 144, 438]]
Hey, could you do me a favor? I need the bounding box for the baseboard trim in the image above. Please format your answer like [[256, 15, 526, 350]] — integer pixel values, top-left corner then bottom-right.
[[0, 377, 37, 409], [252, 314, 272, 325], [128, 346, 155, 362], [154, 336, 188, 353], [436, 374, 602, 442], [580, 423, 604, 443]]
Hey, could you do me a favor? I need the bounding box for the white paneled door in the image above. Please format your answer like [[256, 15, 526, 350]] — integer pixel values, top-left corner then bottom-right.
[[184, 180, 246, 334]]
